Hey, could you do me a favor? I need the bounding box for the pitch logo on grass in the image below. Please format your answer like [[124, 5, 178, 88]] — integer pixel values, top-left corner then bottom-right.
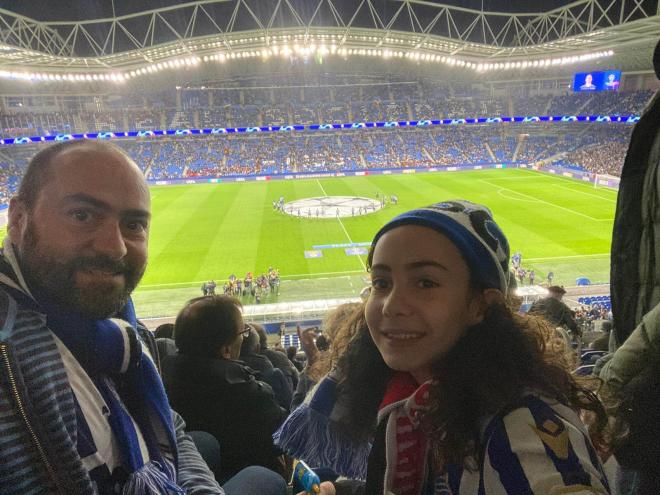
[[281, 196, 382, 218]]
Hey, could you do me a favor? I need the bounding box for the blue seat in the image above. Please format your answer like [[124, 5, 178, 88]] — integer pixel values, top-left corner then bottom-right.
[[573, 364, 595, 376], [581, 350, 608, 365]]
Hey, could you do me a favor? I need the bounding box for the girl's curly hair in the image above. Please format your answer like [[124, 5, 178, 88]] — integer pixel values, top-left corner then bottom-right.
[[334, 300, 607, 466]]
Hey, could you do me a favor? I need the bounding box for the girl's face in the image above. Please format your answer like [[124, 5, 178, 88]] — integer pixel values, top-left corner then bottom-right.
[[365, 225, 485, 384]]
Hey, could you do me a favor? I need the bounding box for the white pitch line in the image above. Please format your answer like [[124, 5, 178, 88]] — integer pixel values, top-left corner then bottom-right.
[[315, 179, 366, 271], [478, 179, 603, 222], [525, 253, 610, 262], [556, 185, 617, 203], [316, 179, 329, 197], [140, 270, 366, 289]]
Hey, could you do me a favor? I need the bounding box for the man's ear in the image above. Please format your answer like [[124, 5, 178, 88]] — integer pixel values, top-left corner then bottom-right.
[[7, 197, 28, 244], [468, 288, 504, 325]]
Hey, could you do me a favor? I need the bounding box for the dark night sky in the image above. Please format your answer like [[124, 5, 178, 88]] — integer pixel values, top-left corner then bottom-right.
[[0, 0, 579, 22]]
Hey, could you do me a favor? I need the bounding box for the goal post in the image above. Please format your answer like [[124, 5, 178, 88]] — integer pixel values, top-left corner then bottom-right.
[[594, 173, 620, 190]]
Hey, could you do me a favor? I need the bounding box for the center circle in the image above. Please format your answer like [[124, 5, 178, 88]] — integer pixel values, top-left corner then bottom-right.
[[280, 196, 384, 218]]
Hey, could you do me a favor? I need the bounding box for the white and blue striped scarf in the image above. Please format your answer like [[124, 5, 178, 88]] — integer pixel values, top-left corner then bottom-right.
[[0, 242, 184, 495]]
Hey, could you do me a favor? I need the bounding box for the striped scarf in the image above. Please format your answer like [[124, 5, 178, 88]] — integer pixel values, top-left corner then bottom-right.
[[0, 241, 184, 495], [378, 373, 432, 495]]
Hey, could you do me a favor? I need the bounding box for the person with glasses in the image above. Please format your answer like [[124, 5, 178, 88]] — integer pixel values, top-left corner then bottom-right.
[[161, 295, 288, 484]]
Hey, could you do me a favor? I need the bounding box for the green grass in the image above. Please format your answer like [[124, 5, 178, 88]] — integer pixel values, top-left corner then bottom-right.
[[1, 168, 617, 317]]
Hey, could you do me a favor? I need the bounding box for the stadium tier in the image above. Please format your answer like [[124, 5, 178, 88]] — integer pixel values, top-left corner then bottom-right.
[[0, 87, 652, 138], [0, 119, 636, 205]]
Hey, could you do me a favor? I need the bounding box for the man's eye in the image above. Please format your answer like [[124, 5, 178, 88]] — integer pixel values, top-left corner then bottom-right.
[[71, 210, 91, 222], [126, 221, 147, 232]]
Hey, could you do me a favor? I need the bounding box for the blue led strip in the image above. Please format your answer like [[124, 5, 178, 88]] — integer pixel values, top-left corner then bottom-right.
[[0, 114, 640, 146]]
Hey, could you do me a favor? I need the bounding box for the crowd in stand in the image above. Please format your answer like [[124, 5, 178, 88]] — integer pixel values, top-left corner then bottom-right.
[[0, 87, 652, 138], [0, 122, 634, 200], [565, 140, 629, 176], [0, 82, 649, 199]]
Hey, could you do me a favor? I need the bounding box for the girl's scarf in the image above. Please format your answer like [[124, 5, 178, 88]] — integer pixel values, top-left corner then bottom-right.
[[273, 372, 372, 480], [274, 369, 433, 494], [0, 241, 183, 494], [377, 372, 433, 495]]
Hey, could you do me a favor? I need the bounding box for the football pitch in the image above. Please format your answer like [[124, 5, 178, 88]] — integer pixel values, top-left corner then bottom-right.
[[129, 167, 616, 317]]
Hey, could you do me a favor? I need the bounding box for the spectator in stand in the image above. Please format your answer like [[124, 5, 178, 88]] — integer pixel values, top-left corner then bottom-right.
[[162, 295, 288, 482], [154, 322, 177, 359], [240, 326, 293, 410], [291, 303, 365, 411], [286, 345, 305, 372], [589, 320, 613, 352], [253, 323, 300, 390], [275, 200, 608, 494], [528, 285, 579, 337], [599, 41, 660, 494], [0, 140, 282, 495]]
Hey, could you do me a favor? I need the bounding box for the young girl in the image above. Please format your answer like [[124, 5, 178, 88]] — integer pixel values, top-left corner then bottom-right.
[[275, 200, 609, 495]]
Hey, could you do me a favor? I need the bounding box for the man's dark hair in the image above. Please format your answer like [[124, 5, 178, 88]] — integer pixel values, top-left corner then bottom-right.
[[174, 295, 243, 358], [286, 346, 298, 360], [154, 322, 175, 339], [17, 140, 132, 210], [240, 326, 260, 356], [315, 334, 330, 352], [252, 323, 269, 352]]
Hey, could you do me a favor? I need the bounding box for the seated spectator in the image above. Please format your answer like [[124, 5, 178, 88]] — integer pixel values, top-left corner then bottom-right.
[[527, 285, 579, 337], [162, 295, 287, 482], [253, 323, 300, 390], [287, 345, 305, 372], [240, 326, 293, 410], [590, 320, 613, 352], [291, 303, 364, 410], [276, 200, 609, 494], [154, 322, 177, 359]]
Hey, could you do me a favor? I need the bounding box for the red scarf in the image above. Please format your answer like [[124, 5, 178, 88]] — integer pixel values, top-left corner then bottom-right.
[[378, 372, 433, 495]]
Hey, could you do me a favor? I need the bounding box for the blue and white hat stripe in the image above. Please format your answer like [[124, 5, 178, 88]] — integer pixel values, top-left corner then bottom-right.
[[371, 200, 510, 294]]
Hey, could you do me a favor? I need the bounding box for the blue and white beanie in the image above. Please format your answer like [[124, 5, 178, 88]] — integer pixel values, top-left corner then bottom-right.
[[371, 200, 511, 294]]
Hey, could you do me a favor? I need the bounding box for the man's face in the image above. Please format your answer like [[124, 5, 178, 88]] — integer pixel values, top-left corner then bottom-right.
[[9, 145, 150, 319], [585, 74, 593, 85]]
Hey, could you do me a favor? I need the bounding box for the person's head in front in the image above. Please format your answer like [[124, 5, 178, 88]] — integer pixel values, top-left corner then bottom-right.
[[165, 294, 288, 482], [7, 139, 149, 318], [548, 285, 567, 301], [174, 295, 248, 361]]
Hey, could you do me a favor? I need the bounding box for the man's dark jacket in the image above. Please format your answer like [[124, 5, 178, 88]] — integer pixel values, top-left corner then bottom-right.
[[161, 353, 287, 481]]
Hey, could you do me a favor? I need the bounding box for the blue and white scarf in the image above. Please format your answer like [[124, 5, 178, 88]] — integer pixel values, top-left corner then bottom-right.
[[274, 373, 372, 480], [0, 241, 184, 495]]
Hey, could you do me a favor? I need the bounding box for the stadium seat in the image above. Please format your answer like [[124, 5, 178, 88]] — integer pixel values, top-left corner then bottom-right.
[[573, 365, 595, 376], [580, 350, 608, 365]]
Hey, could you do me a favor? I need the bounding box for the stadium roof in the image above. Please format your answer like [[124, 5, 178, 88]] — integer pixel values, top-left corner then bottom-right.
[[0, 0, 657, 83]]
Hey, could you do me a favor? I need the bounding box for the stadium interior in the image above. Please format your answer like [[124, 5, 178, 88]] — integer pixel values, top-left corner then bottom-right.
[[0, 0, 659, 490]]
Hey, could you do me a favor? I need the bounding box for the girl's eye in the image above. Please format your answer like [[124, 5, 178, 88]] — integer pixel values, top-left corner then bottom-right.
[[371, 278, 390, 290], [418, 279, 439, 289]]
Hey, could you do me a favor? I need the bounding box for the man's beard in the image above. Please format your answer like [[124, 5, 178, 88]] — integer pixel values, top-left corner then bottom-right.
[[18, 221, 145, 319]]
